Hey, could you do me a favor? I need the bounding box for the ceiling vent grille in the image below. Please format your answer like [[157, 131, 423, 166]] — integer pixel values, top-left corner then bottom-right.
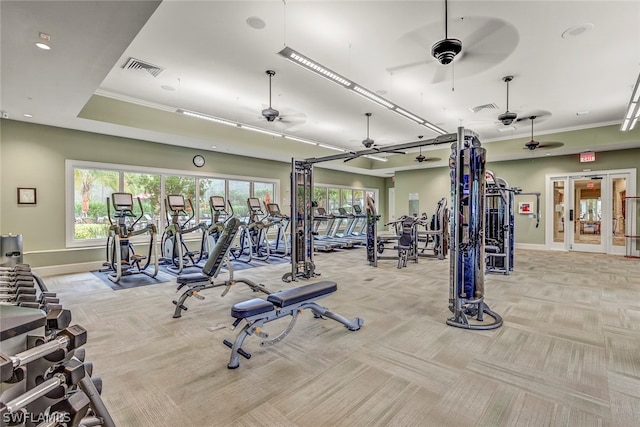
[[121, 57, 164, 77], [470, 103, 499, 113]]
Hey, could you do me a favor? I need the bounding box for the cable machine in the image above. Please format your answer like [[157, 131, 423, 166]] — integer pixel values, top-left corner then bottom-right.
[[447, 128, 503, 330]]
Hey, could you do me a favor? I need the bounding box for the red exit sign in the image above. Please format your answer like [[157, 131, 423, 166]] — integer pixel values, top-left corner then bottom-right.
[[580, 151, 596, 162]]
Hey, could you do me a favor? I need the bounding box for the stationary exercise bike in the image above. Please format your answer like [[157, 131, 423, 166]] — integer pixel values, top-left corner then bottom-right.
[[104, 192, 158, 283], [161, 195, 207, 274]]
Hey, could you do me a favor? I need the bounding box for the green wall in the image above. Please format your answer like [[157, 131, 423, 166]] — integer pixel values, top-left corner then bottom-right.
[[0, 119, 385, 268], [395, 142, 640, 246]]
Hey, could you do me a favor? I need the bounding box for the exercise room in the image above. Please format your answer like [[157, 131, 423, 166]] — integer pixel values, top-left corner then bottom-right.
[[1, 1, 640, 426]]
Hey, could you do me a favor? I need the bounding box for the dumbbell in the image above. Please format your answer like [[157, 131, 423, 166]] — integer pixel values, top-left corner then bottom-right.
[[0, 264, 31, 272], [46, 306, 72, 331]]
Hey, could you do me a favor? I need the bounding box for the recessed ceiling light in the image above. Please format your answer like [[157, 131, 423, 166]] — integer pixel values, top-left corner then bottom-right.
[[246, 16, 266, 30], [35, 42, 51, 50], [23, 113, 32, 118], [211, 145, 217, 149], [160, 85, 175, 91], [576, 111, 589, 116], [561, 23, 594, 39]]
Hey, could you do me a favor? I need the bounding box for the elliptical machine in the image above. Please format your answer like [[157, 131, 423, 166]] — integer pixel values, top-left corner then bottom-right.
[[266, 202, 290, 256], [230, 198, 272, 263], [104, 192, 158, 283], [161, 195, 207, 274], [206, 195, 234, 250]]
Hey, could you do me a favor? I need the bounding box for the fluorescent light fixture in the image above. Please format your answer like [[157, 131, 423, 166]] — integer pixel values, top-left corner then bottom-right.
[[278, 46, 447, 135], [317, 143, 346, 152], [284, 135, 318, 145], [177, 108, 386, 161], [363, 155, 388, 162], [280, 47, 351, 87], [241, 125, 282, 137], [621, 72, 640, 131], [352, 86, 394, 109], [178, 109, 238, 127], [394, 107, 424, 124]]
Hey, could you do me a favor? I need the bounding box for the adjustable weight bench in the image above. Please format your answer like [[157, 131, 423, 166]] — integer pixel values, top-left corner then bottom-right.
[[223, 280, 363, 369], [172, 217, 271, 318]]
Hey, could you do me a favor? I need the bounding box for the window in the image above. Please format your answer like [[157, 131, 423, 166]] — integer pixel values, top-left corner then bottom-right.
[[328, 188, 340, 213], [254, 181, 275, 209], [314, 184, 378, 216], [73, 168, 118, 240], [124, 172, 161, 231], [199, 178, 226, 224], [67, 161, 278, 247], [229, 180, 251, 219]]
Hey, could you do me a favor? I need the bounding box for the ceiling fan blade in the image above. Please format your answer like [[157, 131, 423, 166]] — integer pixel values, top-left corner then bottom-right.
[[386, 59, 431, 74], [431, 65, 450, 84], [537, 142, 564, 149]]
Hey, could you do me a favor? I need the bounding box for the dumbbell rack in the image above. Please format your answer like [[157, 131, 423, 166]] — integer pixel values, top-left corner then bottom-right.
[[1, 264, 115, 427]]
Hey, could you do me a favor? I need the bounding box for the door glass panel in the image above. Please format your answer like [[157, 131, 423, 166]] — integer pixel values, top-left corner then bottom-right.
[[574, 179, 601, 246], [612, 177, 626, 247], [553, 181, 565, 243]]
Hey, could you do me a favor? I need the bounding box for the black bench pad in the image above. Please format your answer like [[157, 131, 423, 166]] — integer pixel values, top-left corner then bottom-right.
[[267, 281, 337, 308], [231, 298, 275, 319], [176, 273, 208, 284]]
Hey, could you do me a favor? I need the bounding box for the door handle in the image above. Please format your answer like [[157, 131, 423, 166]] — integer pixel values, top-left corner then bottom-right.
[[569, 209, 574, 221]]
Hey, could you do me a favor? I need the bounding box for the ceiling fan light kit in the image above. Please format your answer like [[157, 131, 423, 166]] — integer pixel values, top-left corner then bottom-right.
[[432, 38, 462, 65]]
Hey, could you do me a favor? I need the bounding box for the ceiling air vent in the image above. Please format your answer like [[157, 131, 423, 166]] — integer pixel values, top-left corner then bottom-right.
[[469, 103, 499, 114], [121, 57, 164, 77]]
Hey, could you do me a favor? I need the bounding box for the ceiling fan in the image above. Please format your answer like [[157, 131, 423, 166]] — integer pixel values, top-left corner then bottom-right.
[[261, 70, 279, 122], [431, 0, 462, 65], [415, 146, 441, 163], [387, 13, 519, 84], [520, 115, 564, 151], [498, 75, 517, 126]]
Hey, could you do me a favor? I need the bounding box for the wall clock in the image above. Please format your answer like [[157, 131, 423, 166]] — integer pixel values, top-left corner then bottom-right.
[[193, 155, 205, 168]]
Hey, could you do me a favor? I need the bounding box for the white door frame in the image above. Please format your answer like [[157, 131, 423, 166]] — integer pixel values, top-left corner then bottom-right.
[[545, 168, 636, 254]]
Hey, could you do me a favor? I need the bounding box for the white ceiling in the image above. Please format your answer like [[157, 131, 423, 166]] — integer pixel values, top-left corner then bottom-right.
[[2, 1, 640, 176]]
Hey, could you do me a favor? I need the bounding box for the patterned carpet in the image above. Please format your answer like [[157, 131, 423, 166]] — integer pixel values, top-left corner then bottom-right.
[[44, 249, 640, 426]]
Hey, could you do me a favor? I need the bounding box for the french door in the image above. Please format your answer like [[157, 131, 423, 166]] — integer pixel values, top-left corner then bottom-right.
[[547, 169, 634, 254]]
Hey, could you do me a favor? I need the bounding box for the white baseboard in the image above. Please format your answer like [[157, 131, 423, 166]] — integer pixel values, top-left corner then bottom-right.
[[33, 261, 105, 277]]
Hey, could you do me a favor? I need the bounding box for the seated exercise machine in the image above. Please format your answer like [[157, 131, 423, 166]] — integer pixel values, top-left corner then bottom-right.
[[447, 129, 502, 330], [417, 197, 449, 260], [103, 193, 158, 283], [161, 195, 208, 274], [223, 280, 363, 368], [172, 217, 270, 318], [366, 200, 422, 268]]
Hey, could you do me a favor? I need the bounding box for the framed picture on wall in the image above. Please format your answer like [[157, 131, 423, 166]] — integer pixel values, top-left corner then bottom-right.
[[518, 201, 532, 214], [17, 187, 37, 205]]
